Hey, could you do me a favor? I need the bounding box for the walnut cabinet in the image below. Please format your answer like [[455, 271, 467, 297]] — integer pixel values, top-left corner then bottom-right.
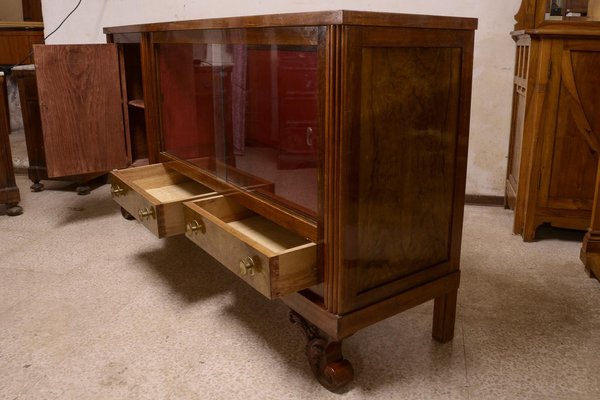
[[40, 11, 477, 390]]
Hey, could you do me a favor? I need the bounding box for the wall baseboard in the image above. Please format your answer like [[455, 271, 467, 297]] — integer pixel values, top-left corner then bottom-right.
[[464, 194, 505, 207]]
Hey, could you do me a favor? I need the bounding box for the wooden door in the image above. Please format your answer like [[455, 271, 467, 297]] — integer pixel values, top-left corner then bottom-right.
[[34, 44, 128, 178]]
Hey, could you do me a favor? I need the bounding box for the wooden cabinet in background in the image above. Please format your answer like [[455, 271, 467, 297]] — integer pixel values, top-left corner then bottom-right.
[[506, 0, 600, 241]]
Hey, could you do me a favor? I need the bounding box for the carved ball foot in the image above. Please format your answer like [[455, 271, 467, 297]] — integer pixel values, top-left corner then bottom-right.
[[30, 182, 44, 192], [6, 204, 23, 216], [76, 185, 91, 195], [308, 338, 354, 392], [120, 207, 135, 220], [290, 311, 354, 392]]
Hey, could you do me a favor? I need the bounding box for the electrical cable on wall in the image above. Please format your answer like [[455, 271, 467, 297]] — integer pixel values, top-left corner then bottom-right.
[[8, 0, 84, 72]]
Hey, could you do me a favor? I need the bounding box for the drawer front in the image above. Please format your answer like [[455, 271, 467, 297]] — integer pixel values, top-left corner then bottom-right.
[[108, 163, 218, 238], [109, 174, 161, 237], [183, 201, 318, 299]]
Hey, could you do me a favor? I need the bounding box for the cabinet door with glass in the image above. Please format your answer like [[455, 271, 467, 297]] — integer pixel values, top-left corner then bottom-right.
[[154, 27, 322, 221]]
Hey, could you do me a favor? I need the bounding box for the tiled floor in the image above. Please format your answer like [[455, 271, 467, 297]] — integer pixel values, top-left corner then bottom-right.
[[1, 174, 599, 399]]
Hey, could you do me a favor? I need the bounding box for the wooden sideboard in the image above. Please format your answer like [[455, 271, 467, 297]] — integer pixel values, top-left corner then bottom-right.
[[0, 72, 22, 216], [35, 11, 477, 390], [507, 0, 600, 241]]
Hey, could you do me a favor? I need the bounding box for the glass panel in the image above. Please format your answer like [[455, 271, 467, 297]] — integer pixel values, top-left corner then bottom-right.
[[157, 34, 319, 217], [545, 0, 590, 19]]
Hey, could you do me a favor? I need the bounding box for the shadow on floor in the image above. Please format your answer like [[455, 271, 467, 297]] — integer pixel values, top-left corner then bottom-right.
[[533, 224, 586, 243], [133, 235, 457, 393]]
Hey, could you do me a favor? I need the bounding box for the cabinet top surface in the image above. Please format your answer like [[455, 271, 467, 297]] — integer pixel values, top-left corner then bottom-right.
[[512, 19, 600, 38], [103, 10, 477, 34]]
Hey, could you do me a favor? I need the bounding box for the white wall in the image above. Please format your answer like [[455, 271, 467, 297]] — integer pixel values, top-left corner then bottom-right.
[[41, 0, 521, 196], [0, 0, 23, 21]]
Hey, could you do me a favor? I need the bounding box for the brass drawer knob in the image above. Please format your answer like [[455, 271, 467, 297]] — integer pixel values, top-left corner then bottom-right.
[[186, 219, 204, 234], [138, 206, 155, 220], [239, 256, 257, 276], [111, 184, 125, 197]]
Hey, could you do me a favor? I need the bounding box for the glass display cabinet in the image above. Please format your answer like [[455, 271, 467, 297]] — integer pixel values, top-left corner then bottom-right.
[[34, 11, 477, 390]]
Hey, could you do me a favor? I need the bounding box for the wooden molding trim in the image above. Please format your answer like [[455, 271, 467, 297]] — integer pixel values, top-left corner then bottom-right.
[[464, 194, 504, 207]]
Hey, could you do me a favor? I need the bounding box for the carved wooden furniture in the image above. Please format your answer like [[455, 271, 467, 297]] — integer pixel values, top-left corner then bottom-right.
[[506, 0, 600, 241], [0, 72, 22, 216], [37, 11, 476, 389]]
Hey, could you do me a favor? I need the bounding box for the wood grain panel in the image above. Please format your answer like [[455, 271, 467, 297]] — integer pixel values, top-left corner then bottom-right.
[[338, 27, 466, 314], [355, 46, 459, 288], [0, 30, 43, 64], [545, 84, 597, 207], [571, 50, 600, 144], [34, 44, 127, 177]]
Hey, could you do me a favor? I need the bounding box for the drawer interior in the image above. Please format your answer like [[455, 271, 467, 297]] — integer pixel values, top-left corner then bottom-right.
[[124, 165, 215, 203], [228, 217, 308, 253], [194, 195, 312, 255]]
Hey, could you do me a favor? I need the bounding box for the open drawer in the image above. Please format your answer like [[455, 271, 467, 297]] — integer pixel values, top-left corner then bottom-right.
[[109, 162, 217, 237], [184, 195, 318, 299]]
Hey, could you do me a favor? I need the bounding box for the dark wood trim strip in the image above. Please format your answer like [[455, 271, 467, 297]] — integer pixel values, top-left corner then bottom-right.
[[464, 194, 505, 207], [283, 272, 460, 341]]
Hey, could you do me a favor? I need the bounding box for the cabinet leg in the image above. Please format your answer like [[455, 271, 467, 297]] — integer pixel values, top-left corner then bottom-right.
[[30, 181, 44, 192], [289, 311, 354, 392], [432, 289, 457, 343]]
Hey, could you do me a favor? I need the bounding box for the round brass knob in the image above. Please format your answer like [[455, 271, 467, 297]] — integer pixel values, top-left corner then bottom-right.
[[186, 219, 203, 234], [239, 256, 256, 276], [111, 184, 124, 196], [138, 206, 155, 220]]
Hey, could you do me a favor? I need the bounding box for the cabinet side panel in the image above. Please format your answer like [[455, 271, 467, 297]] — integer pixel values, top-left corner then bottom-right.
[[339, 27, 468, 314], [356, 47, 459, 286], [34, 44, 128, 177]]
